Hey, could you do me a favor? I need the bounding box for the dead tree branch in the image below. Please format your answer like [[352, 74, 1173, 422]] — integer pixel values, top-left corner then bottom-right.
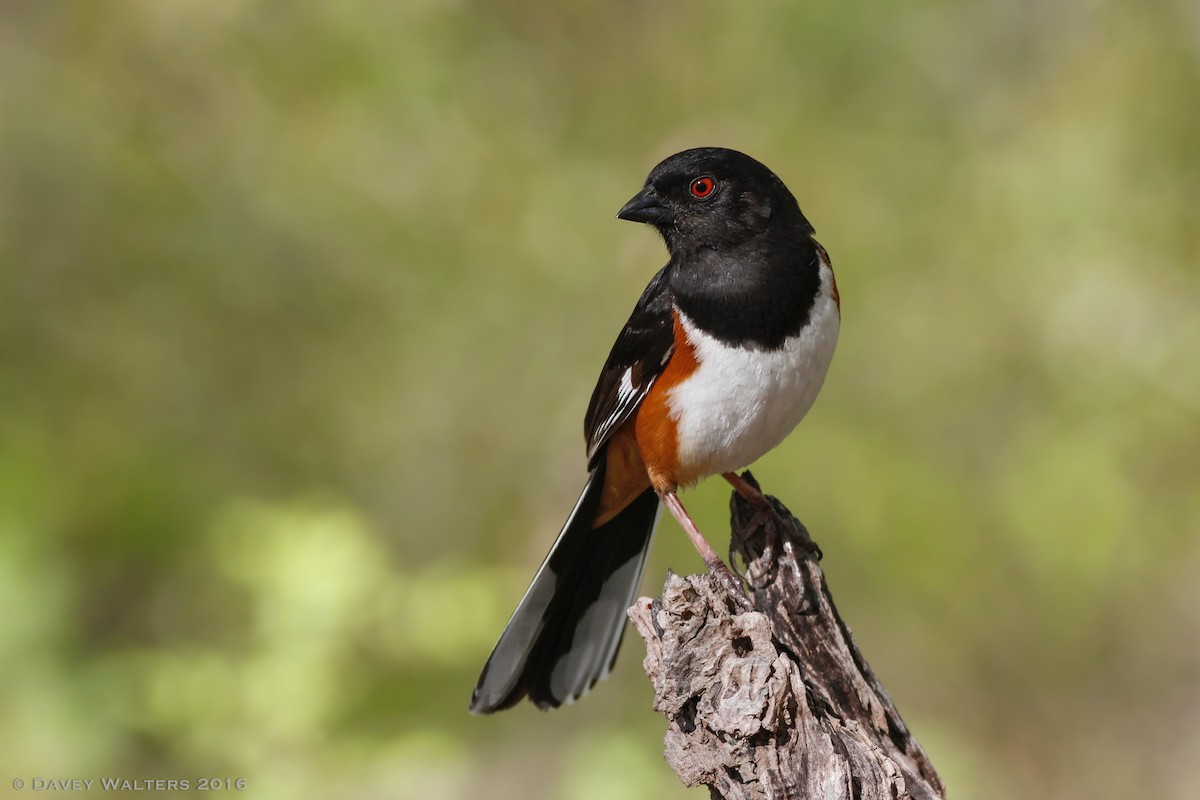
[[627, 472, 945, 800]]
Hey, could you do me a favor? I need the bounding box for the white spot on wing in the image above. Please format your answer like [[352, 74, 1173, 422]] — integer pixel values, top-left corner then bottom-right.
[[617, 367, 635, 403]]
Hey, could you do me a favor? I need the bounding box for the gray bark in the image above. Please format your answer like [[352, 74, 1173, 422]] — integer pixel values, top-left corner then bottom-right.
[[627, 472, 945, 800]]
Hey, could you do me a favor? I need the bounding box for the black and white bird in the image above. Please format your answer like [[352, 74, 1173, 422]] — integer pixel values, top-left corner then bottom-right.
[[471, 147, 840, 713]]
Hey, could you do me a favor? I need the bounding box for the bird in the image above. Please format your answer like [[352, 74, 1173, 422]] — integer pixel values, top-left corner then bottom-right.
[[470, 147, 840, 714]]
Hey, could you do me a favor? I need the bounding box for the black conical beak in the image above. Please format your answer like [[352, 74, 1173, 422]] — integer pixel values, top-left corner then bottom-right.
[[616, 186, 674, 225]]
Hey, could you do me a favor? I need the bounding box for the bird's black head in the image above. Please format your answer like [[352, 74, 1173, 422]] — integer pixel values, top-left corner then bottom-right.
[[616, 147, 814, 252]]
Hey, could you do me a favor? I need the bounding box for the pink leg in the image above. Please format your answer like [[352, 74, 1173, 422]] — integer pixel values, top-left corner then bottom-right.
[[661, 491, 750, 606], [661, 492, 726, 572]]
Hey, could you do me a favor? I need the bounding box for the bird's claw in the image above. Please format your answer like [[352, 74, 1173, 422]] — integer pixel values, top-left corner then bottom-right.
[[709, 560, 754, 612]]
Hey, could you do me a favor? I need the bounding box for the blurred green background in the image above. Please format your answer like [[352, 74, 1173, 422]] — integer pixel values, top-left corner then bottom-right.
[[2, 1, 1198, 798]]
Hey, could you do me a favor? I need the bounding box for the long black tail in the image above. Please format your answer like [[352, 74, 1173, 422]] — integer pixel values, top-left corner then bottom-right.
[[469, 462, 660, 713]]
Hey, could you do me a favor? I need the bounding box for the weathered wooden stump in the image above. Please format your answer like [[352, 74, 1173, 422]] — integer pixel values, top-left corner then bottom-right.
[[627, 472, 945, 800]]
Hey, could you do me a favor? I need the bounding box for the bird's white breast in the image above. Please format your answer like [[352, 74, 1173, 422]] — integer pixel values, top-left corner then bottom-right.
[[667, 258, 839, 482]]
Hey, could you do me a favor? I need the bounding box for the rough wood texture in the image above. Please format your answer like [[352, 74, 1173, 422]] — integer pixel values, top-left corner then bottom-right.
[[628, 472, 945, 800]]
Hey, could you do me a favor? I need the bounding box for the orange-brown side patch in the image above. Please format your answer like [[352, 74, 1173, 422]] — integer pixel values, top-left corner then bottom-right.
[[592, 423, 650, 527], [814, 239, 839, 313], [633, 311, 699, 495]]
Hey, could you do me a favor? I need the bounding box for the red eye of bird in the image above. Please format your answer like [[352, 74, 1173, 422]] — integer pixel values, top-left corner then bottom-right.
[[689, 176, 716, 198]]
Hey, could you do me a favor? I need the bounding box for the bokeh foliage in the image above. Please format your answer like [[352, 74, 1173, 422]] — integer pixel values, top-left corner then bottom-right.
[[1, 1, 1198, 798]]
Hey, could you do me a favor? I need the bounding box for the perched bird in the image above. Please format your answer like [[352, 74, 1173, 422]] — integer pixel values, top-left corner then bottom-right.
[[470, 147, 840, 714]]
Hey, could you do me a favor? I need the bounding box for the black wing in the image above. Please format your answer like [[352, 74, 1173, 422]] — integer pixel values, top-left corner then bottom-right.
[[583, 265, 676, 469]]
